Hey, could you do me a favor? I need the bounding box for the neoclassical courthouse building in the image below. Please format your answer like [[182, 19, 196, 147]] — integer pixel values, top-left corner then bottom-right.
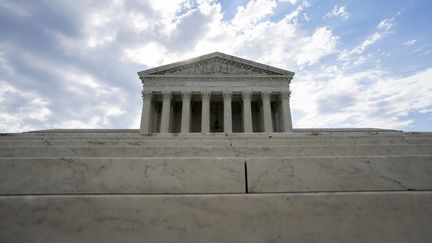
[[138, 52, 293, 134]]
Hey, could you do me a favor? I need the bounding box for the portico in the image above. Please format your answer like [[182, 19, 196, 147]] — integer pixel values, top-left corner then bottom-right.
[[138, 52, 294, 134]]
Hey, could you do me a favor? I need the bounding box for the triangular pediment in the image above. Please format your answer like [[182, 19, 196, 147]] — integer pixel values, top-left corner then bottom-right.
[[138, 52, 294, 77]]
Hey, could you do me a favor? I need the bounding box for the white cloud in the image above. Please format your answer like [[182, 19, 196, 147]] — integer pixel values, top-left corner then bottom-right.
[[377, 18, 394, 31], [326, 5, 349, 19], [0, 50, 15, 75], [21, 54, 105, 93], [404, 39, 416, 46], [338, 16, 396, 68], [295, 27, 338, 66], [352, 32, 382, 55], [147, 0, 189, 16], [0, 0, 30, 17], [0, 81, 52, 132], [279, 0, 297, 4], [292, 67, 432, 130], [121, 0, 335, 70], [231, 0, 277, 28], [124, 42, 170, 67], [0, 48, 130, 132]]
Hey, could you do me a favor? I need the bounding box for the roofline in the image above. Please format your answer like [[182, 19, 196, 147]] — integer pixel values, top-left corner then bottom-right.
[[137, 52, 295, 77]]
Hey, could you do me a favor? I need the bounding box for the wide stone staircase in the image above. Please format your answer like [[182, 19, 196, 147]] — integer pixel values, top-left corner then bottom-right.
[[1, 129, 432, 242]]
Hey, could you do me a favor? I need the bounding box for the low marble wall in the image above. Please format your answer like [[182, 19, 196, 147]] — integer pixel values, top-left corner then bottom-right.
[[0, 192, 431, 243], [0, 158, 245, 194], [1, 144, 432, 157], [247, 156, 432, 192], [3, 156, 432, 194], [2, 137, 432, 146], [0, 131, 406, 140]]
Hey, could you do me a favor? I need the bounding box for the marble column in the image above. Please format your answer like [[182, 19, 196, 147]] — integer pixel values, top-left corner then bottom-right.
[[180, 92, 191, 133], [281, 91, 293, 132], [160, 92, 171, 133], [223, 91, 232, 134], [201, 92, 210, 133], [242, 91, 253, 133], [139, 91, 153, 134], [261, 92, 273, 133]]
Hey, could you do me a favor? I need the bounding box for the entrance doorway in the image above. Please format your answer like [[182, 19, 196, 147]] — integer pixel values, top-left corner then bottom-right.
[[210, 102, 224, 132]]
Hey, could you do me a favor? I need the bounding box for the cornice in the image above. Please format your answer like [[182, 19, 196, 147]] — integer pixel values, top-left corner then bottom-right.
[[140, 76, 293, 82]]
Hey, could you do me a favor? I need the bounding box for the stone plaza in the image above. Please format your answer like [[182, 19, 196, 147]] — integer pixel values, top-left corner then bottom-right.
[[0, 52, 432, 242]]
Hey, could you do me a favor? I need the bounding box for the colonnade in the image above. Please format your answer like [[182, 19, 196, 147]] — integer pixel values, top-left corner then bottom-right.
[[140, 91, 292, 134]]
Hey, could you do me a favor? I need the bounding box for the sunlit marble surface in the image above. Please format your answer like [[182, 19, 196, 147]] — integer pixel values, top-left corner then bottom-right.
[[0, 158, 245, 194], [247, 156, 432, 192], [1, 144, 432, 157], [1, 192, 431, 243]]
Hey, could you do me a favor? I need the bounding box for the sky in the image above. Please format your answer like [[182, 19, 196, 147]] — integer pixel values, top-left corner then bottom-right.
[[0, 0, 431, 132]]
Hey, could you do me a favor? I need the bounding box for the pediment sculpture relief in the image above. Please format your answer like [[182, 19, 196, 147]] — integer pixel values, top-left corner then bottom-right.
[[152, 57, 280, 75]]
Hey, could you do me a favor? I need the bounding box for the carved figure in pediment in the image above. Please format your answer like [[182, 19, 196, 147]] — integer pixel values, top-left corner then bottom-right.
[[153, 57, 279, 75]]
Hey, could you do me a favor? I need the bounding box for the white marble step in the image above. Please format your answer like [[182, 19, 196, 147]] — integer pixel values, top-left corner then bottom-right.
[[1, 192, 431, 243], [247, 156, 432, 193], [1, 144, 432, 157], [0, 132, 409, 140], [403, 132, 432, 137], [2, 137, 432, 146], [0, 157, 245, 194], [1, 156, 431, 195], [0, 139, 228, 146]]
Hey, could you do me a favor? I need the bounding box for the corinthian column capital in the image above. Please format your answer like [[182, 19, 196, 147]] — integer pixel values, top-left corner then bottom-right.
[[242, 91, 252, 101], [142, 91, 153, 100], [162, 91, 172, 100], [182, 92, 192, 101], [261, 91, 271, 101], [222, 91, 232, 100], [201, 91, 211, 101], [281, 91, 291, 100]]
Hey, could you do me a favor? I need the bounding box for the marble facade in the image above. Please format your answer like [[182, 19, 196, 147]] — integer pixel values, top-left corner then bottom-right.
[[138, 52, 294, 134]]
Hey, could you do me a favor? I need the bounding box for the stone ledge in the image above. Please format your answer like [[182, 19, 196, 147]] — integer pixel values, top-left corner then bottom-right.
[[1, 144, 431, 157], [25, 129, 140, 133], [0, 158, 245, 195], [2, 137, 431, 146], [1, 191, 431, 243], [19, 127, 401, 134], [247, 156, 432, 193], [2, 156, 432, 195]]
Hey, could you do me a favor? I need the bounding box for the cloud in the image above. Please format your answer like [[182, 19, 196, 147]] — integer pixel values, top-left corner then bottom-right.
[[288, 10, 431, 131], [325, 5, 349, 19], [231, 0, 277, 28], [0, 81, 52, 132], [295, 27, 338, 66], [0, 0, 30, 17], [279, 0, 297, 4], [338, 16, 397, 69], [377, 18, 394, 31], [0, 44, 132, 132], [404, 39, 416, 46], [120, 0, 335, 70], [124, 43, 169, 67], [292, 67, 432, 130]]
